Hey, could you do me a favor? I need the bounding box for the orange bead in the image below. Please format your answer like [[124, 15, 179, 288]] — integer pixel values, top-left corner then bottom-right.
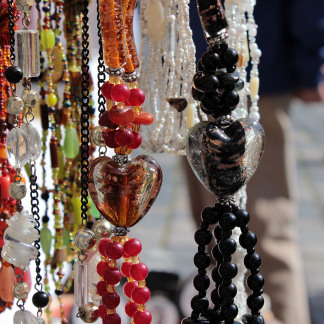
[[0, 146, 7, 160], [0, 175, 10, 199], [133, 112, 154, 125]]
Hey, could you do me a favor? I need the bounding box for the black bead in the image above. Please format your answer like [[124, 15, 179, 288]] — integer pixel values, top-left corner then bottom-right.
[[236, 209, 250, 227], [201, 91, 221, 111], [221, 90, 240, 108], [55, 289, 63, 296], [218, 262, 238, 279], [247, 294, 264, 312], [192, 86, 204, 101], [42, 215, 49, 224], [201, 52, 220, 72], [240, 231, 257, 249], [247, 273, 264, 291], [197, 59, 206, 72], [212, 244, 222, 261], [219, 212, 237, 231], [48, 106, 55, 113], [218, 238, 237, 255], [220, 48, 239, 67], [244, 253, 261, 270], [202, 207, 219, 225], [32, 291, 49, 308], [195, 229, 213, 246], [5, 66, 23, 84], [214, 225, 222, 240], [218, 282, 237, 299], [221, 303, 238, 321], [235, 79, 245, 91], [242, 314, 265, 324], [194, 252, 211, 269], [226, 66, 236, 73], [210, 288, 220, 304], [219, 71, 239, 89], [89, 106, 95, 116], [194, 274, 210, 291], [193, 72, 220, 92], [181, 317, 210, 324], [191, 295, 209, 312], [202, 308, 222, 323], [200, 103, 212, 115]]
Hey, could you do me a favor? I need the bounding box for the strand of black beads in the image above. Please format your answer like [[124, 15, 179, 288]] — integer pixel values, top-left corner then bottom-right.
[[236, 208, 265, 324]]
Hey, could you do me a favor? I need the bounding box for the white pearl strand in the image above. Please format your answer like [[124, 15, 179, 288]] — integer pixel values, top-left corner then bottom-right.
[[139, 0, 200, 154]]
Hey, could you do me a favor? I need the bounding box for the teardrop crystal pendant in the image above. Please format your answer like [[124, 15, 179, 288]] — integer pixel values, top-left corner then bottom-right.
[[6, 128, 30, 168], [20, 123, 41, 161], [13, 310, 40, 324]]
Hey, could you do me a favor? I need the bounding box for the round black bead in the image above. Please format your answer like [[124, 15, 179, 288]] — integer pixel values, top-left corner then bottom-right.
[[201, 52, 220, 72], [213, 225, 222, 240], [41, 191, 49, 201], [193, 72, 220, 92], [240, 231, 257, 249], [42, 215, 49, 223], [218, 282, 237, 299], [212, 244, 222, 260], [5, 66, 23, 84], [219, 262, 238, 279], [226, 66, 236, 73], [193, 274, 210, 291], [219, 212, 237, 231], [32, 291, 49, 308], [247, 294, 264, 312], [219, 71, 239, 90], [247, 273, 264, 291], [242, 314, 265, 324], [244, 253, 261, 270], [218, 238, 237, 255], [235, 79, 245, 91], [195, 229, 212, 246], [200, 103, 212, 115], [55, 289, 63, 296], [202, 308, 222, 323], [197, 59, 206, 72], [220, 48, 239, 67], [181, 317, 211, 324], [221, 303, 238, 321], [48, 106, 56, 113], [202, 207, 219, 225], [191, 295, 209, 312], [221, 90, 240, 108], [194, 252, 211, 269], [89, 106, 95, 116], [192, 86, 204, 101], [201, 91, 221, 111], [210, 288, 220, 304], [236, 209, 250, 227]]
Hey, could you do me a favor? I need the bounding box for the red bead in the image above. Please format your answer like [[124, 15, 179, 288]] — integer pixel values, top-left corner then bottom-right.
[[99, 110, 118, 129], [111, 84, 130, 102], [104, 131, 119, 148], [123, 281, 138, 299], [105, 241, 124, 260], [102, 292, 120, 309], [101, 82, 114, 100], [1, 175, 10, 199], [132, 286, 151, 304], [133, 310, 152, 324], [97, 281, 108, 296], [97, 261, 109, 276], [128, 88, 145, 106], [109, 106, 135, 125], [133, 112, 154, 125], [121, 261, 133, 278], [114, 129, 134, 146], [98, 304, 108, 318], [124, 238, 142, 257], [127, 132, 142, 149], [130, 263, 148, 281], [125, 301, 138, 317], [103, 267, 122, 285], [98, 238, 111, 256], [103, 313, 121, 324]]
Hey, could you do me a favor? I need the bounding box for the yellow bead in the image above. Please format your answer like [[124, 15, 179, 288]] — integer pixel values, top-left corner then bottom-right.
[[41, 29, 56, 49], [47, 93, 58, 107], [250, 77, 260, 98]]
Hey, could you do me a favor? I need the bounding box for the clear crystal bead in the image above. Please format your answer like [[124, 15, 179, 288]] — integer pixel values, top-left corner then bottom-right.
[[14, 310, 40, 324], [74, 261, 88, 306], [6, 128, 30, 169], [21, 123, 41, 161]]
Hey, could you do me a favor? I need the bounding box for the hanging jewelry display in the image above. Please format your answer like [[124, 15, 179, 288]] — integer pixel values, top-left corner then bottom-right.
[[139, 0, 204, 154], [183, 1, 265, 324]]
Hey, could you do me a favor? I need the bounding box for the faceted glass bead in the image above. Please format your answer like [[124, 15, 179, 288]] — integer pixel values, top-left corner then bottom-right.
[[6, 128, 30, 168], [13, 282, 29, 299], [9, 181, 27, 200], [74, 229, 96, 250], [21, 123, 41, 161], [22, 90, 38, 108], [6, 96, 24, 115], [89, 155, 162, 227], [63, 125, 79, 159], [13, 310, 40, 324], [40, 227, 52, 256]]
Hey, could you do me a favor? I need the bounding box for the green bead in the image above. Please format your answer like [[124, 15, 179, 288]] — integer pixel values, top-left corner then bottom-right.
[[72, 195, 82, 225], [47, 93, 58, 107], [41, 29, 56, 49], [62, 228, 71, 255], [40, 227, 52, 256], [63, 125, 79, 159]]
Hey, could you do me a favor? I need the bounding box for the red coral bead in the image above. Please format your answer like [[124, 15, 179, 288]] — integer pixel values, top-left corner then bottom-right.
[[98, 238, 111, 256], [102, 292, 120, 309], [105, 241, 124, 260], [128, 88, 145, 106], [109, 106, 135, 125], [114, 129, 134, 146], [127, 132, 142, 149], [97, 261, 109, 277], [133, 112, 154, 125], [124, 238, 142, 257], [132, 286, 151, 304], [99, 110, 118, 129], [130, 263, 148, 281], [97, 281, 108, 296], [103, 267, 122, 285], [98, 304, 108, 318], [104, 131, 119, 148], [125, 301, 138, 317], [111, 84, 130, 102], [102, 82, 114, 100], [121, 261, 133, 278], [123, 281, 138, 299], [133, 310, 152, 324], [103, 313, 121, 324]]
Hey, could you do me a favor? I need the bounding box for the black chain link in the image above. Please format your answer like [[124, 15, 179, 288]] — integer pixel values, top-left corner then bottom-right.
[[80, 0, 90, 227], [7, 0, 15, 64]]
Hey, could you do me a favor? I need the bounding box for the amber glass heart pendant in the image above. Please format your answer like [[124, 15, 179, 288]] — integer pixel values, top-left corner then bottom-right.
[[88, 155, 163, 228]]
